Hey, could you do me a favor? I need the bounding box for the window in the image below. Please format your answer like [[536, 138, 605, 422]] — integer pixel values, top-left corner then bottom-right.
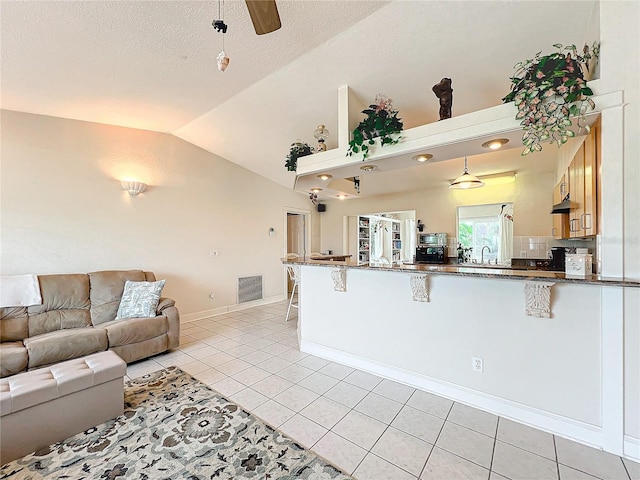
[[457, 203, 513, 264]]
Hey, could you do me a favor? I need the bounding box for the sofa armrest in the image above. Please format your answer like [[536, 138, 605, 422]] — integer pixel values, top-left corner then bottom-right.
[[156, 297, 176, 314]]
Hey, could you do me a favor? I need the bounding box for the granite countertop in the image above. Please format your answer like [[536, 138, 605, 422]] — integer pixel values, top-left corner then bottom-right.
[[282, 257, 640, 288]]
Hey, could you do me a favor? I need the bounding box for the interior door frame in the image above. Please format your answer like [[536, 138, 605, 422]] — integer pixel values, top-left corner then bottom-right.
[[283, 206, 311, 295]]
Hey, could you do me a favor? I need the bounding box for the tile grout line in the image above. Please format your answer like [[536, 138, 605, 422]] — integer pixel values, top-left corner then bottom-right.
[[417, 398, 456, 479], [488, 416, 500, 478], [553, 435, 561, 480], [347, 384, 425, 478]]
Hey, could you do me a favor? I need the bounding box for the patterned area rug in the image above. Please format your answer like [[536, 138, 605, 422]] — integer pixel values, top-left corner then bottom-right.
[[1, 366, 353, 479]]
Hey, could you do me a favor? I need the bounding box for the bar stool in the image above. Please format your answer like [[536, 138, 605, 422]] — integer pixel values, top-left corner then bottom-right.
[[285, 264, 300, 322]]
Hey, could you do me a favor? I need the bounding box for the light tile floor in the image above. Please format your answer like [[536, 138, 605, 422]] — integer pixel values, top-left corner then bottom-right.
[[125, 299, 639, 480]]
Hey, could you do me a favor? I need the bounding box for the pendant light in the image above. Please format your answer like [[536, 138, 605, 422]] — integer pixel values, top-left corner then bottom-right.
[[449, 157, 484, 189]]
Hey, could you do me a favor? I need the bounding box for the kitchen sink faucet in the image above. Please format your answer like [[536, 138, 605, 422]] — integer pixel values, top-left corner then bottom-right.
[[481, 245, 491, 264]]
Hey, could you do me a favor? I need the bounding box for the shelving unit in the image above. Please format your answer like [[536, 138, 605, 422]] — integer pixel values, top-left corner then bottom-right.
[[294, 84, 618, 200], [392, 222, 401, 262], [357, 216, 370, 264]]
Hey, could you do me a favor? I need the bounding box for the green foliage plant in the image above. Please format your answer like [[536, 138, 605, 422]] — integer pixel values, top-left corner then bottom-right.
[[285, 141, 314, 172], [502, 43, 600, 156], [347, 95, 404, 160]]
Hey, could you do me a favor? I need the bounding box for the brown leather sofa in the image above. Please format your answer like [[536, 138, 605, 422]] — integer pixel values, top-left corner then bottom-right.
[[0, 270, 180, 378]]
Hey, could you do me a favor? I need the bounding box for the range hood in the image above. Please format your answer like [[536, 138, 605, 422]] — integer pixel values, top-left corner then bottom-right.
[[550, 195, 574, 214]]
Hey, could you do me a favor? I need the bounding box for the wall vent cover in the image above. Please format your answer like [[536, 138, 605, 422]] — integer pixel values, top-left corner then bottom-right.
[[238, 275, 263, 303]]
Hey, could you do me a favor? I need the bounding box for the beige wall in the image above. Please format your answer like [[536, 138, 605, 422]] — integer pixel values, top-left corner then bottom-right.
[[318, 172, 554, 254], [0, 110, 314, 318]]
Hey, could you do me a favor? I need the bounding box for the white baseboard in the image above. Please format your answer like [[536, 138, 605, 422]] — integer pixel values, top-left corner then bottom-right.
[[180, 294, 286, 323], [301, 340, 609, 453], [624, 435, 640, 462]]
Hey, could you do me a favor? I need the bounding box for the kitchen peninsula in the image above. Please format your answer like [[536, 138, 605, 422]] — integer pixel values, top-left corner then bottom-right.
[[283, 256, 639, 458]]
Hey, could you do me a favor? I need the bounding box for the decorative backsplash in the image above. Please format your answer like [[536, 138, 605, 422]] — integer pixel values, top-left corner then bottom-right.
[[513, 235, 596, 260], [447, 235, 597, 270]]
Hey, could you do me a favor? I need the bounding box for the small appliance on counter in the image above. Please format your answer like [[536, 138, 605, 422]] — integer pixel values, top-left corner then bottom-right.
[[550, 246, 572, 271], [415, 245, 447, 264], [565, 253, 593, 277], [417, 232, 447, 246]]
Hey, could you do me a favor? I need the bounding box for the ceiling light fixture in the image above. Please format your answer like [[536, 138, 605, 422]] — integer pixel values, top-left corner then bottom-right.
[[478, 171, 517, 186], [449, 157, 485, 190], [412, 154, 433, 162], [481, 138, 509, 150], [337, 194, 347, 200], [310, 188, 322, 194], [360, 165, 377, 172], [317, 174, 332, 181], [121, 180, 147, 195]]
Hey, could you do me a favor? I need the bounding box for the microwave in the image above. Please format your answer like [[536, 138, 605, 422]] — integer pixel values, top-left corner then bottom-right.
[[415, 245, 447, 264], [417, 232, 447, 246]]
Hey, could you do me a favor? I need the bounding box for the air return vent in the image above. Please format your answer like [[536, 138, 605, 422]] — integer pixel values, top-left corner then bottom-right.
[[238, 275, 263, 303]]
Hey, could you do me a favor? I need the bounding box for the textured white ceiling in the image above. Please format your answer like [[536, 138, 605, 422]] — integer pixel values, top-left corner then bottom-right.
[[1, 0, 599, 194]]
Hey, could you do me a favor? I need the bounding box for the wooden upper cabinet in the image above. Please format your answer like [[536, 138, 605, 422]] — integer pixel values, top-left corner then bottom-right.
[[569, 143, 585, 237], [568, 127, 598, 238], [582, 124, 598, 236], [552, 173, 569, 239]]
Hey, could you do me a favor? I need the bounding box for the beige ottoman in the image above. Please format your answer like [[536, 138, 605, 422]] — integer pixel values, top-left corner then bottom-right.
[[0, 351, 126, 464]]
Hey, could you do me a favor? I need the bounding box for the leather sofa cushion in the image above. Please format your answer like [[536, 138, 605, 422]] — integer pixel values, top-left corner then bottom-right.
[[89, 270, 146, 326], [99, 315, 168, 347], [27, 274, 91, 336], [0, 307, 29, 342], [0, 342, 29, 378], [24, 328, 108, 370]]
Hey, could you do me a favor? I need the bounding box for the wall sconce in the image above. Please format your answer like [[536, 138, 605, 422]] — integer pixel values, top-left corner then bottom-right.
[[121, 180, 147, 195]]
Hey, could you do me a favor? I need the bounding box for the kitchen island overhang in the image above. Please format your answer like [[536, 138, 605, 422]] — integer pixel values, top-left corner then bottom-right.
[[283, 257, 638, 459]]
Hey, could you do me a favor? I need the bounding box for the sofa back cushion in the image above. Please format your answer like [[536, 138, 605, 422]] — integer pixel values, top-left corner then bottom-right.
[[0, 307, 29, 342], [27, 274, 91, 337], [89, 270, 146, 325]]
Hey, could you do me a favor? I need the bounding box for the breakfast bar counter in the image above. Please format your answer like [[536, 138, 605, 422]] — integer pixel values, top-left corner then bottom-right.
[[282, 256, 635, 458], [282, 256, 640, 288]]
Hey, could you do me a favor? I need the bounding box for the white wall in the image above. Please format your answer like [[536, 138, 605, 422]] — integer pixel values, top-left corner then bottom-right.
[[318, 172, 554, 255], [599, 1, 640, 452], [0, 110, 315, 319], [300, 265, 603, 440]]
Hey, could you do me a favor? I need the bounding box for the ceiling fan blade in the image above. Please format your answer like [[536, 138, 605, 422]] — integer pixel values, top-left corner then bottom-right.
[[245, 0, 281, 35]]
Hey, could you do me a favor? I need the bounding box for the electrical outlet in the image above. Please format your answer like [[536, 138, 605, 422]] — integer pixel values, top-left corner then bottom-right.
[[472, 356, 484, 373]]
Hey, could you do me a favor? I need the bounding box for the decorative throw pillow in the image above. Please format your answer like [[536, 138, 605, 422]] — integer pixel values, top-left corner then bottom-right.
[[116, 279, 166, 320]]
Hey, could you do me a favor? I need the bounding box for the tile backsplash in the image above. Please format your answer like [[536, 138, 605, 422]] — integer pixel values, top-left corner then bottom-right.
[[446, 235, 597, 271], [513, 235, 598, 272], [512, 235, 596, 260]]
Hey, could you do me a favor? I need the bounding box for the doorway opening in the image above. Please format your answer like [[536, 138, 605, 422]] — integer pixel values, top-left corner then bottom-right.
[[283, 208, 310, 296]]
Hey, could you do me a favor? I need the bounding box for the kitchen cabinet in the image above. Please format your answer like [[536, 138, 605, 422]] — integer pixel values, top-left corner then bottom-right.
[[569, 127, 598, 238], [552, 173, 570, 239]]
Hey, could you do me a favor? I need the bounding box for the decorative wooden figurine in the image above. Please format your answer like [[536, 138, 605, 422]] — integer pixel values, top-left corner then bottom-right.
[[432, 78, 453, 120]]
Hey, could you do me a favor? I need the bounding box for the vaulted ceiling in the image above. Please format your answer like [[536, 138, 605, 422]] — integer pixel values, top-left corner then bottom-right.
[[0, 1, 599, 195]]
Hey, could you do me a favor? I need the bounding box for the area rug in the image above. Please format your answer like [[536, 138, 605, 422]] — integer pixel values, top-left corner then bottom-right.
[[0, 366, 353, 479]]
